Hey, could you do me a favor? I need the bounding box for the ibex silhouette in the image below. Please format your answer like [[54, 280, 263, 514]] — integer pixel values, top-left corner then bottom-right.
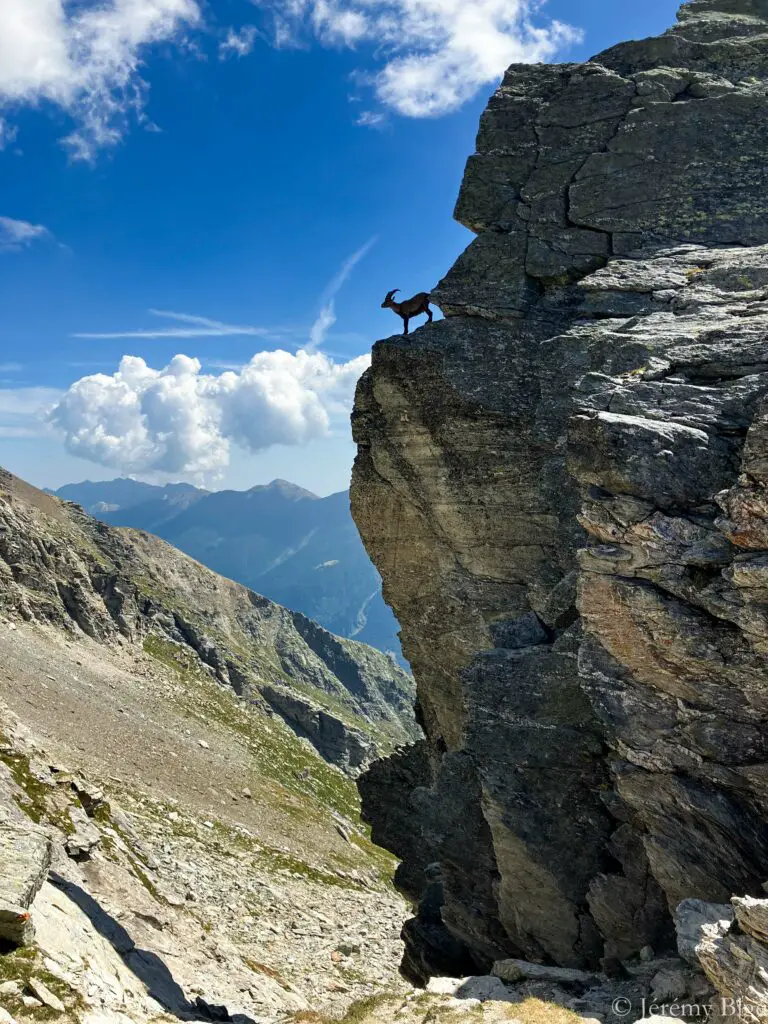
[[381, 290, 434, 336]]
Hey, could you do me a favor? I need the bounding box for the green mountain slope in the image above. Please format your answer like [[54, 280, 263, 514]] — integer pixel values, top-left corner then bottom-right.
[[4, 467, 417, 773]]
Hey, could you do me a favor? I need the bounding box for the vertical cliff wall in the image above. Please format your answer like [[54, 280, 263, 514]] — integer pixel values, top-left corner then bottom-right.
[[351, 0, 768, 979]]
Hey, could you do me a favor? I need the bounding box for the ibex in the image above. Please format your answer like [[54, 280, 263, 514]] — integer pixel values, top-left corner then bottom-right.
[[381, 290, 433, 336]]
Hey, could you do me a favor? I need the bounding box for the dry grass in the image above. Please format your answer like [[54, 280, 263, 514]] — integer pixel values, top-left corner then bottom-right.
[[290, 994, 586, 1024]]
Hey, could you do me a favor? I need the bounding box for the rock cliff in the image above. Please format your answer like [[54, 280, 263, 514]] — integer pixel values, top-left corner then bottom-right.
[[351, 0, 768, 980]]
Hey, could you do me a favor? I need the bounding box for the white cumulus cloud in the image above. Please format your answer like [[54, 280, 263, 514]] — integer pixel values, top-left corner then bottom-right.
[[0, 0, 200, 159], [48, 349, 370, 477], [264, 0, 581, 118]]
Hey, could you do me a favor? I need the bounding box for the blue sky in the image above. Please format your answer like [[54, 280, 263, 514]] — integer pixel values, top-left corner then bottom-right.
[[0, 0, 680, 496]]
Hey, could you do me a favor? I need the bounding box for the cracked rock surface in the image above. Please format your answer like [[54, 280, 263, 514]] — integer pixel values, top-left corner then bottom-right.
[[351, 0, 768, 980]]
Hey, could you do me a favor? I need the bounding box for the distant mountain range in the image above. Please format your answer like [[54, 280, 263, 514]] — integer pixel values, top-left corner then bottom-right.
[[51, 477, 405, 664]]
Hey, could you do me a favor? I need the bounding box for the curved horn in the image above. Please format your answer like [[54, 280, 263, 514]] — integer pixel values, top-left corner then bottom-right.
[[386, 289, 400, 301]]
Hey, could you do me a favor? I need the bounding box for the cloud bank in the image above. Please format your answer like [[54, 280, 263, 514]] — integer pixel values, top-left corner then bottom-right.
[[0, 386, 63, 439], [48, 350, 370, 476], [0, 0, 199, 159]]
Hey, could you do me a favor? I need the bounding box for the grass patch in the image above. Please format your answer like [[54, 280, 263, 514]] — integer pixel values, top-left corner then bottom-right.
[[505, 998, 585, 1024], [0, 943, 84, 1020], [243, 957, 288, 986], [143, 633, 363, 822], [291, 994, 399, 1023], [0, 736, 74, 835]]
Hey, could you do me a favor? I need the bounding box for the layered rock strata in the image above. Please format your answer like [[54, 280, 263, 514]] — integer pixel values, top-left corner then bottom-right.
[[352, 0, 768, 975]]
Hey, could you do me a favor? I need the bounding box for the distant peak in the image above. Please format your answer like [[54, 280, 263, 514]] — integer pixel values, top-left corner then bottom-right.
[[249, 479, 319, 500]]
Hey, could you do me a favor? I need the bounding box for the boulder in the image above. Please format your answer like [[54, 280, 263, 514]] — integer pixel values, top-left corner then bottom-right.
[[492, 959, 600, 987], [674, 900, 734, 965]]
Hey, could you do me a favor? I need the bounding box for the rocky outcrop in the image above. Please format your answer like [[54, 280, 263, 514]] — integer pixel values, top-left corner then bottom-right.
[[261, 684, 373, 775], [0, 467, 417, 772], [351, 0, 768, 977], [673, 894, 768, 1022], [0, 816, 50, 945]]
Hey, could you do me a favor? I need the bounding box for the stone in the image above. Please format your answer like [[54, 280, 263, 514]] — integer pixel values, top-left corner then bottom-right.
[[649, 966, 692, 1002], [426, 977, 463, 996], [27, 977, 65, 1013], [0, 902, 34, 946], [674, 900, 734, 965], [732, 896, 768, 944], [492, 960, 599, 987], [0, 816, 51, 945], [0, 1008, 18, 1024], [689, 898, 768, 1022], [455, 976, 516, 1002], [427, 975, 516, 1003], [65, 814, 101, 862]]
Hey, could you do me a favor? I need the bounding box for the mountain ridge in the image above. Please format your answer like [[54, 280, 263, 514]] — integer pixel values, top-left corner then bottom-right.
[[3, 466, 417, 773], [51, 477, 405, 663]]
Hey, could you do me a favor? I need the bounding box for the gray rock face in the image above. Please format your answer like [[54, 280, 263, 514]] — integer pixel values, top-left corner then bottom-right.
[[352, 0, 768, 975], [261, 684, 373, 776], [679, 895, 768, 1021], [674, 900, 734, 964], [0, 816, 51, 944]]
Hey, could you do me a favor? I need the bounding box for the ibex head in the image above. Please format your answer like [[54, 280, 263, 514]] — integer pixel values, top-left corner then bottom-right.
[[381, 289, 400, 309]]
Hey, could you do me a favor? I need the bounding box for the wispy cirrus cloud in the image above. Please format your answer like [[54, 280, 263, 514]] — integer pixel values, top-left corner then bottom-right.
[[307, 237, 377, 352], [0, 217, 52, 253], [72, 309, 277, 340], [219, 25, 259, 59], [356, 111, 387, 129]]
